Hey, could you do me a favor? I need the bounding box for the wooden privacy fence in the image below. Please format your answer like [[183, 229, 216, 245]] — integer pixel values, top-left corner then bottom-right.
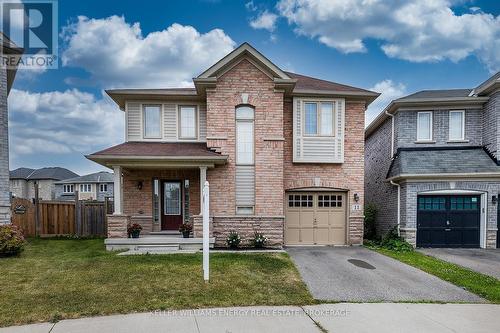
[[10, 197, 114, 237]]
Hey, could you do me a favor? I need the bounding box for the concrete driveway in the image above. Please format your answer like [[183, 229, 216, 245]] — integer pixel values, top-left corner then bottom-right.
[[418, 248, 500, 279], [286, 246, 484, 302]]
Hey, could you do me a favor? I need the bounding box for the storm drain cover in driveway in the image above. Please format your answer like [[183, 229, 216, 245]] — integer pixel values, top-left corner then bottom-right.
[[347, 259, 376, 269]]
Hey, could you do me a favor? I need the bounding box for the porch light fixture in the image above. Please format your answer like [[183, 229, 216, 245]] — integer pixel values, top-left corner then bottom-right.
[[137, 181, 143, 190], [353, 193, 359, 202], [492, 195, 497, 205]]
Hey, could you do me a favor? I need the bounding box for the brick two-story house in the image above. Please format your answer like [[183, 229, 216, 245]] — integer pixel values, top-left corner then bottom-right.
[[365, 72, 500, 249], [87, 43, 379, 249]]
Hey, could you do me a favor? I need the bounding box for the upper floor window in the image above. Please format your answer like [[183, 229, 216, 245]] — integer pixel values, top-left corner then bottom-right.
[[417, 111, 432, 141], [235, 105, 254, 165], [449, 110, 465, 141], [63, 184, 74, 193], [304, 102, 334, 136], [100, 184, 108, 192], [143, 105, 161, 138], [179, 106, 197, 139], [80, 184, 91, 193]]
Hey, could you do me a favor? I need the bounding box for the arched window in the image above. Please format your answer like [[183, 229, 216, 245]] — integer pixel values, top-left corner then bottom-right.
[[235, 105, 255, 215]]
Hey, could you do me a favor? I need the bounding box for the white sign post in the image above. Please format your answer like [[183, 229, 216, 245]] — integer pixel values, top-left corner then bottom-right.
[[202, 181, 210, 282]]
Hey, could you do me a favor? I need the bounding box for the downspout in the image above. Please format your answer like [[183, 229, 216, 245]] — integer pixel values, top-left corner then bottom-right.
[[386, 110, 400, 236], [390, 180, 401, 237]]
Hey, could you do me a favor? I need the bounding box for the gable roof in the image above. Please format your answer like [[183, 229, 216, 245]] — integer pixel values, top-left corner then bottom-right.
[[10, 167, 78, 181], [397, 89, 473, 100], [55, 171, 114, 184], [472, 71, 500, 96], [197, 42, 291, 80], [387, 147, 500, 180]]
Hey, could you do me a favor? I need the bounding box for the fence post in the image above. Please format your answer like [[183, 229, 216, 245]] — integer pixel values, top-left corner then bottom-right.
[[203, 181, 210, 282], [75, 194, 81, 236], [34, 182, 40, 237]]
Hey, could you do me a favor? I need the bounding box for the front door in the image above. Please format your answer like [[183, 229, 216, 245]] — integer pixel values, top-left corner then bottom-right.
[[161, 181, 183, 230]]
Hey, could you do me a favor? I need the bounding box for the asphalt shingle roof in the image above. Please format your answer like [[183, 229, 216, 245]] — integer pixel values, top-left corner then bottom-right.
[[10, 167, 78, 181], [285, 71, 376, 94], [55, 171, 114, 184], [387, 147, 500, 179], [90, 142, 224, 158], [396, 89, 473, 101]]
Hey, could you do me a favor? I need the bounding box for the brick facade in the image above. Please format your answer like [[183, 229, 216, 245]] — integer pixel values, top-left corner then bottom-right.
[[113, 57, 368, 247]]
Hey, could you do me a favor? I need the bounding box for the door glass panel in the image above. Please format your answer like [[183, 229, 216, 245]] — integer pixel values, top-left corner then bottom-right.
[[451, 196, 478, 210], [418, 197, 445, 210], [164, 182, 181, 215]]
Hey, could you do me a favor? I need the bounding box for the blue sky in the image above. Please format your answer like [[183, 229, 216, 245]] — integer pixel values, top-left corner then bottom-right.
[[6, 0, 500, 175]]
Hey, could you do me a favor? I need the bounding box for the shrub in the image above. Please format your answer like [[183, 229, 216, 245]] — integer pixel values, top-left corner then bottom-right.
[[0, 225, 26, 257], [380, 227, 413, 252], [251, 232, 267, 248], [364, 203, 377, 240], [226, 231, 241, 249], [178, 223, 193, 233]]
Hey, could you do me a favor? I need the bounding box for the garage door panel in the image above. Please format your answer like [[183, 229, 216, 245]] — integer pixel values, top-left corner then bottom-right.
[[417, 195, 480, 248], [285, 192, 346, 246], [285, 228, 300, 245]]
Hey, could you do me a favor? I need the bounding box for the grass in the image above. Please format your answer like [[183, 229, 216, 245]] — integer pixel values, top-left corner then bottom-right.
[[0, 239, 314, 327], [369, 246, 500, 303]]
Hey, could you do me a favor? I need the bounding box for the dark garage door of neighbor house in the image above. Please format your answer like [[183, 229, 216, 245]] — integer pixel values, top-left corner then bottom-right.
[[417, 195, 480, 248]]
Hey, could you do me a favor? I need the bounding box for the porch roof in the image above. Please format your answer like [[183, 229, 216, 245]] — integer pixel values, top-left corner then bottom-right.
[[86, 142, 227, 169]]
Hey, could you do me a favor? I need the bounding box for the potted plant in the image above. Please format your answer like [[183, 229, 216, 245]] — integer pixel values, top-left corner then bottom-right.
[[226, 231, 241, 249], [127, 223, 143, 238], [178, 222, 193, 238]]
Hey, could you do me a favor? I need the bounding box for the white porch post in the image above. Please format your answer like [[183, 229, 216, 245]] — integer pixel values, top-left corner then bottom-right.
[[199, 166, 207, 215], [113, 166, 122, 215]]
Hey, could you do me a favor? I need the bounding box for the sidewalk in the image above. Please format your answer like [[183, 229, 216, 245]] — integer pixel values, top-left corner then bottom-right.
[[1, 303, 499, 333]]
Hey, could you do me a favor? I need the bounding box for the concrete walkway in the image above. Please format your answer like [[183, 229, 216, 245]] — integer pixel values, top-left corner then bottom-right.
[[419, 248, 500, 279], [1, 304, 499, 333], [287, 246, 484, 302]]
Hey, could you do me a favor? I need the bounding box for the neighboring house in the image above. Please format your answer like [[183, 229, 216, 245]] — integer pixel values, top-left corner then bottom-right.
[[10, 167, 79, 201], [0, 33, 22, 224], [365, 72, 500, 249], [55, 171, 114, 201], [87, 43, 379, 246]]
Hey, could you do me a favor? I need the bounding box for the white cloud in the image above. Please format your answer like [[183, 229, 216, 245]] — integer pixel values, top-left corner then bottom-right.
[[277, 0, 500, 72], [366, 80, 406, 126], [61, 16, 236, 88], [250, 10, 279, 32], [8, 89, 123, 157]]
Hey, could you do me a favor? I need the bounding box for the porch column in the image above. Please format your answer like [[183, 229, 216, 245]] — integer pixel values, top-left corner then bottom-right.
[[199, 166, 207, 215], [113, 166, 123, 215]]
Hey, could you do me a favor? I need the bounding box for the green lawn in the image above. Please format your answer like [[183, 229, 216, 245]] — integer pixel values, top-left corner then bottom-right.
[[371, 247, 500, 303], [0, 239, 314, 327]]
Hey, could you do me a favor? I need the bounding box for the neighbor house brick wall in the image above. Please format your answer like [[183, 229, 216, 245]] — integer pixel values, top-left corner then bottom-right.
[[364, 117, 398, 237], [482, 91, 500, 157], [10, 179, 28, 199], [122, 169, 200, 234], [396, 109, 483, 149], [0, 64, 9, 224], [206, 59, 284, 217], [283, 99, 366, 245]]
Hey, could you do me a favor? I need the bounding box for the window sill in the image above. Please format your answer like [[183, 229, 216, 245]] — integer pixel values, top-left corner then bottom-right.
[[414, 140, 436, 144], [447, 140, 469, 143]]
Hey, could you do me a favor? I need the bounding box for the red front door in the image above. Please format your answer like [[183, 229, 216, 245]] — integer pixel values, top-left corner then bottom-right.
[[161, 181, 183, 230]]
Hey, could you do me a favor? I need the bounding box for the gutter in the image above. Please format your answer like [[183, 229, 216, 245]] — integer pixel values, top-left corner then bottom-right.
[[390, 180, 401, 236]]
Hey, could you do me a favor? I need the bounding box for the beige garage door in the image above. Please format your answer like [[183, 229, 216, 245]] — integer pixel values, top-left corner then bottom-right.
[[285, 192, 346, 245]]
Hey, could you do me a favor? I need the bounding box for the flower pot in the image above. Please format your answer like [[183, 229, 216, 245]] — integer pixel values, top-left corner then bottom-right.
[[131, 230, 140, 238], [182, 231, 190, 238]]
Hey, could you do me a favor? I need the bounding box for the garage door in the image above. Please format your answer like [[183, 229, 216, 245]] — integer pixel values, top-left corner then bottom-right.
[[285, 192, 346, 245], [417, 195, 480, 248]]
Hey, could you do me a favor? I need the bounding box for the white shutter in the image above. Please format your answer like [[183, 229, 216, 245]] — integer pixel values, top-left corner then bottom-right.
[[235, 165, 255, 206], [126, 102, 141, 141], [163, 104, 177, 140]]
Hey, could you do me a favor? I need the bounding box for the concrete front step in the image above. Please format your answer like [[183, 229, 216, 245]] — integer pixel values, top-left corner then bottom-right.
[[105, 236, 215, 252]]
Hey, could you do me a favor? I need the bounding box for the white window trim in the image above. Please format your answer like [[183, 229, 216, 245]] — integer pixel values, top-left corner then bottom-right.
[[142, 104, 163, 139], [448, 110, 465, 141], [416, 111, 433, 142], [235, 106, 255, 166], [302, 101, 336, 137], [63, 184, 74, 194], [236, 206, 254, 215], [79, 184, 92, 193], [178, 105, 198, 140]]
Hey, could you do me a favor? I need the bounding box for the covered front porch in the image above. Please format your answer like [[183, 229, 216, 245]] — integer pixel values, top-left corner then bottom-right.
[[86, 142, 227, 252]]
